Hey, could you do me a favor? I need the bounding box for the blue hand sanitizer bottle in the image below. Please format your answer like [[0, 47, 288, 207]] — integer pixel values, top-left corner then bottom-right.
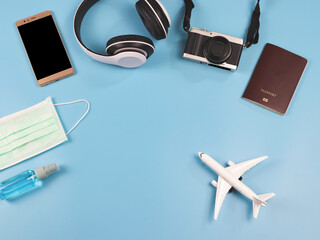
[[0, 163, 59, 200]]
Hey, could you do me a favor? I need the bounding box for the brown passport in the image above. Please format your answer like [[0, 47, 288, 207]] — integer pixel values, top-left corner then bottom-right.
[[242, 43, 308, 115]]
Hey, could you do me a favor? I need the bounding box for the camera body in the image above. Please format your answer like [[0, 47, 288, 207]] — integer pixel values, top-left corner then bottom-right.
[[183, 28, 244, 71]]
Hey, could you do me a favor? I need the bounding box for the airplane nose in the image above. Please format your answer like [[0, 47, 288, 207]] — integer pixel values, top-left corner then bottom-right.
[[198, 152, 204, 158]]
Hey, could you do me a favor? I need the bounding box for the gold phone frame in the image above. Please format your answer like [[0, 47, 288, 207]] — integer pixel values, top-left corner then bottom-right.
[[16, 10, 74, 86]]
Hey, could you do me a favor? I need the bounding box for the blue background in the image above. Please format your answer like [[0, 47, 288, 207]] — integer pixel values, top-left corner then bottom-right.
[[0, 0, 319, 239]]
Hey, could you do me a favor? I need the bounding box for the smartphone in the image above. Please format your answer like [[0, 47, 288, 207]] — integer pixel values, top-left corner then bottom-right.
[[16, 10, 74, 86]]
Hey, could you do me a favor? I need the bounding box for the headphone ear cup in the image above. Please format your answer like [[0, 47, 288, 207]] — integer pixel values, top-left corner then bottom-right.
[[106, 35, 155, 59], [136, 0, 171, 40]]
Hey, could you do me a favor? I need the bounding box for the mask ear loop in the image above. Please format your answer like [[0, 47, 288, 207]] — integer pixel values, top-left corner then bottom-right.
[[54, 99, 90, 135]]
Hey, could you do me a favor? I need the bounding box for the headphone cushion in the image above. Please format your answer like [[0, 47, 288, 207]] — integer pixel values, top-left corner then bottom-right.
[[136, 0, 170, 40], [147, 0, 170, 27], [106, 35, 155, 59]]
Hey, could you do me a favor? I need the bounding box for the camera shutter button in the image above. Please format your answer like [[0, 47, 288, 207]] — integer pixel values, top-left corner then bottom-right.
[[204, 36, 232, 64]]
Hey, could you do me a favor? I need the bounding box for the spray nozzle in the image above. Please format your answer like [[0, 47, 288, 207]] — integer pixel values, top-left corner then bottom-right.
[[34, 163, 60, 180]]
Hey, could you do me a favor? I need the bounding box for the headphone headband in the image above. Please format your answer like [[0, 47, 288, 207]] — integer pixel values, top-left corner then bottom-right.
[[74, 0, 102, 56]]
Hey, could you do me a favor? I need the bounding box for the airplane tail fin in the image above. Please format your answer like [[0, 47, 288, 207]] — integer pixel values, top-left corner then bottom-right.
[[252, 193, 275, 218]]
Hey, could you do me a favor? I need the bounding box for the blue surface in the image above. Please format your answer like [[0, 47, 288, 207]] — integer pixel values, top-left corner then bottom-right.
[[0, 0, 319, 239]]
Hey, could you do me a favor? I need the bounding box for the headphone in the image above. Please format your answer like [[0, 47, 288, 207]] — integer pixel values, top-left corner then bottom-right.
[[74, 0, 171, 68]]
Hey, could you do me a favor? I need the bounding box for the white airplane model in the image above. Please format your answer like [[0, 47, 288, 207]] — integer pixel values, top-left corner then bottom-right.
[[198, 152, 275, 220]]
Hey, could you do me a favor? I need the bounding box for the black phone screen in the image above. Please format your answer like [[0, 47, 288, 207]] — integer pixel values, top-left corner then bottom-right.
[[18, 15, 72, 80]]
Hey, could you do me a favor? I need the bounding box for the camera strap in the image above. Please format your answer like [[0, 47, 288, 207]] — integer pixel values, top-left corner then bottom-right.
[[245, 0, 260, 48], [183, 0, 261, 49], [183, 0, 195, 32]]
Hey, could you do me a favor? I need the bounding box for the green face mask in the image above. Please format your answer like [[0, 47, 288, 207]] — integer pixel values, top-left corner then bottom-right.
[[0, 97, 90, 170]]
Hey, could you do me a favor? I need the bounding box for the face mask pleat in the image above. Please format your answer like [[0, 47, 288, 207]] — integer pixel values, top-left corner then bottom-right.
[[0, 117, 56, 148], [0, 103, 54, 142], [0, 124, 59, 156]]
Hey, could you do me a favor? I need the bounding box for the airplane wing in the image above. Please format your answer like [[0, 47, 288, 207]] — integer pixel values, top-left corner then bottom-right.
[[213, 156, 268, 220], [214, 176, 232, 220], [226, 156, 268, 180]]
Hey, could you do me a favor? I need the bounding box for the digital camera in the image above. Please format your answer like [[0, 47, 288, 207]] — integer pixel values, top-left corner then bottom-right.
[[183, 28, 244, 71]]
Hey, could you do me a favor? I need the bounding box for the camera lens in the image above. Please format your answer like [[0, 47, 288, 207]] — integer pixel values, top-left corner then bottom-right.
[[204, 36, 232, 64]]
